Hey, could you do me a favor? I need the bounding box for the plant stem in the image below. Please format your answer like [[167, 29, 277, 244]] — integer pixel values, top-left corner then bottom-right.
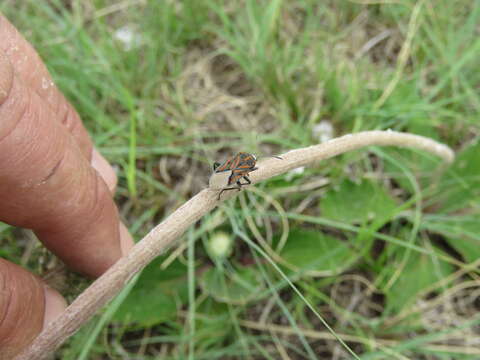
[[16, 130, 454, 360]]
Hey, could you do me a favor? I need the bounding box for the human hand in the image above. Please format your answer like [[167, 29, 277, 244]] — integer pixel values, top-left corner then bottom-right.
[[0, 14, 134, 358]]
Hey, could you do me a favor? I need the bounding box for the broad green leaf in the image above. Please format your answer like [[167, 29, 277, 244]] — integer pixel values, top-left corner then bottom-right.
[[385, 251, 453, 313], [320, 179, 397, 224], [194, 300, 232, 348], [199, 266, 263, 305], [280, 229, 355, 273], [382, 147, 443, 193], [422, 216, 480, 263], [436, 141, 480, 212], [114, 258, 188, 327]]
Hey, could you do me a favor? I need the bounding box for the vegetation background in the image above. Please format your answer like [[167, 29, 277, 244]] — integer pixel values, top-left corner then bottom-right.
[[1, 0, 479, 359]]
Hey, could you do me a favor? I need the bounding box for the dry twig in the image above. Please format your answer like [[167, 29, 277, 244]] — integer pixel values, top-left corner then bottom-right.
[[16, 130, 454, 360]]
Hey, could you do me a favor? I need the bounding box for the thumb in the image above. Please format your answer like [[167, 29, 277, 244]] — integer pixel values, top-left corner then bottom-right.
[[0, 259, 66, 359]]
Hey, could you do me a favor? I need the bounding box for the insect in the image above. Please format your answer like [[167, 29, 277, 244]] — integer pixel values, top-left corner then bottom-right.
[[209, 152, 281, 200]]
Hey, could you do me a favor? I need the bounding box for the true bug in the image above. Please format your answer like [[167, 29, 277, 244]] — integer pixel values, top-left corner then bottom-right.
[[209, 152, 281, 200]]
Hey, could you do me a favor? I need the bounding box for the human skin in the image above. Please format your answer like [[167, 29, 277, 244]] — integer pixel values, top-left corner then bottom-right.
[[0, 14, 134, 358]]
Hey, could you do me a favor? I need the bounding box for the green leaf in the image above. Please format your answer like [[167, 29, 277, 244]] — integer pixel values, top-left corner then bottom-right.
[[199, 266, 263, 305], [114, 258, 188, 327], [445, 222, 480, 264], [422, 216, 480, 263], [280, 229, 356, 273], [194, 299, 232, 348], [320, 179, 397, 224], [385, 251, 453, 313], [437, 141, 480, 212], [382, 147, 443, 193]]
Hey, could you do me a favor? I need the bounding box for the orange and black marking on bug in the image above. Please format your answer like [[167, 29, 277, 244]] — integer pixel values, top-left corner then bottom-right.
[[209, 152, 281, 200]]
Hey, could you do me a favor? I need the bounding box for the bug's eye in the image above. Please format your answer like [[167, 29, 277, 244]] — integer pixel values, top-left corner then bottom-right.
[[213, 162, 221, 170]]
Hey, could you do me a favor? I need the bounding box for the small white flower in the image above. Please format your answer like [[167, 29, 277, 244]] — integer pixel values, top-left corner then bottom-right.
[[114, 25, 142, 51], [206, 232, 233, 259], [312, 120, 334, 143]]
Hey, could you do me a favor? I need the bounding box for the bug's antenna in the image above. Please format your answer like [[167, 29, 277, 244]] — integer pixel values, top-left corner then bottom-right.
[[258, 155, 283, 160]]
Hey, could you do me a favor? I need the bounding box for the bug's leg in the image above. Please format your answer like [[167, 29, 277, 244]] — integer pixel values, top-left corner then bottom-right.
[[237, 176, 251, 186], [234, 170, 255, 186], [249, 167, 259, 172], [217, 186, 242, 200]]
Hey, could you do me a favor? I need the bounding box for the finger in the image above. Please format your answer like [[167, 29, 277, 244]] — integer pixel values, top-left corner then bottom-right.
[[0, 15, 119, 200], [0, 259, 66, 358], [0, 51, 128, 277], [0, 14, 92, 158]]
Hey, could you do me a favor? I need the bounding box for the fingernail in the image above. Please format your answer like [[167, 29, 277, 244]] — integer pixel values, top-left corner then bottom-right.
[[119, 221, 134, 255], [91, 148, 117, 193], [43, 286, 67, 329]]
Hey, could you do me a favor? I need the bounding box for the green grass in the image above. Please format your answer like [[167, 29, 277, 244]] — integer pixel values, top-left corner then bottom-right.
[[2, 0, 480, 358]]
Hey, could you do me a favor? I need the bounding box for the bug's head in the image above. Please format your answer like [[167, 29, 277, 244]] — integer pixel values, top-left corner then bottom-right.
[[213, 162, 221, 171]]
